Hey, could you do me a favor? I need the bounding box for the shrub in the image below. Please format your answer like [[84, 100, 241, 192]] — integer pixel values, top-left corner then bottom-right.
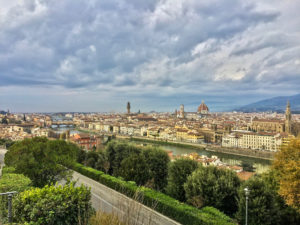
[[13, 183, 93, 225], [0, 173, 32, 222], [1, 166, 17, 175], [70, 163, 234, 225]]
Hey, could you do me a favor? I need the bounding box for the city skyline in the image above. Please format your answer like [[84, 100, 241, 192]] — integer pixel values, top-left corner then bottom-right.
[[0, 0, 300, 112]]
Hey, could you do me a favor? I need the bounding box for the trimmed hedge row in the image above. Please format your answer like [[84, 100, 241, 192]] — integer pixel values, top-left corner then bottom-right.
[[70, 163, 234, 225]]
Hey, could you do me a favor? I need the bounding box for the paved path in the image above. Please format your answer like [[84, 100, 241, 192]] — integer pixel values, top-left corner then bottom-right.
[[71, 171, 181, 225], [0, 149, 7, 177]]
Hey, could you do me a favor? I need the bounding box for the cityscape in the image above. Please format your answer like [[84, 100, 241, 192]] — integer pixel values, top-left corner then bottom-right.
[[1, 0, 300, 225]]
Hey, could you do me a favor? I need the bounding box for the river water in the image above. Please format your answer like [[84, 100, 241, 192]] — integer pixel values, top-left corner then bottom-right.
[[131, 141, 271, 174], [52, 122, 271, 174]]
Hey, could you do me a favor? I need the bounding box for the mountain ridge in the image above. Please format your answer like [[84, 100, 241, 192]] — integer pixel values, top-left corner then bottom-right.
[[234, 94, 300, 113]]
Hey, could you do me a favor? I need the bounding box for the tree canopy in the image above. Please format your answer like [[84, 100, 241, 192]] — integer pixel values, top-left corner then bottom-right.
[[273, 138, 300, 211], [236, 171, 300, 225], [165, 158, 198, 202], [184, 165, 241, 216], [4, 137, 79, 187]]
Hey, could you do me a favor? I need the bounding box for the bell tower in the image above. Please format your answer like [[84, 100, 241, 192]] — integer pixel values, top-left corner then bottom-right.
[[285, 101, 292, 134], [127, 102, 131, 114]]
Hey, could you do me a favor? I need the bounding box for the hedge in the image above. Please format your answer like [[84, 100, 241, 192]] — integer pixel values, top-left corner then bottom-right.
[[70, 163, 235, 225], [13, 183, 93, 225]]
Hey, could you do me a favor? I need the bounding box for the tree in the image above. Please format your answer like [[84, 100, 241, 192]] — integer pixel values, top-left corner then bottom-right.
[[119, 153, 150, 186], [273, 138, 300, 211], [142, 147, 170, 190], [4, 137, 79, 187], [94, 150, 109, 173], [165, 158, 198, 202], [106, 141, 140, 176], [240, 162, 255, 172], [184, 166, 241, 216], [236, 172, 300, 225]]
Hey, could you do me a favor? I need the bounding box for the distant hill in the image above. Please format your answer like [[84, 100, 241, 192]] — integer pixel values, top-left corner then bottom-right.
[[234, 94, 300, 113]]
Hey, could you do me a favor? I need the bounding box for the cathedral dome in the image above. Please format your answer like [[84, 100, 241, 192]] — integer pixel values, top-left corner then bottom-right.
[[197, 101, 209, 114]]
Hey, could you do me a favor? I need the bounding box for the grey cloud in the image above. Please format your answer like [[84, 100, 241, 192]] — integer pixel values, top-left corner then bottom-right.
[[0, 0, 299, 112]]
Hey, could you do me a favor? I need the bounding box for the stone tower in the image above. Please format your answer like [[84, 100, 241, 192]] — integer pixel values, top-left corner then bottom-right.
[[285, 101, 292, 134], [127, 102, 131, 114], [179, 104, 185, 118]]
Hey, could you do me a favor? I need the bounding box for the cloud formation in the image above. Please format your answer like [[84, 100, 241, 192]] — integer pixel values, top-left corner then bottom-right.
[[0, 0, 299, 112]]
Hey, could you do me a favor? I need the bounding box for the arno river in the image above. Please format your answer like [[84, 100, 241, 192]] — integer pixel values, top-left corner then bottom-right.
[[52, 124, 271, 174], [130, 140, 271, 174]]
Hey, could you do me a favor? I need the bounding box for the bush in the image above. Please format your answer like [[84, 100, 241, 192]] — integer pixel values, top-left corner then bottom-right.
[[0, 173, 32, 222], [13, 183, 93, 225], [70, 163, 234, 225], [1, 166, 17, 175]]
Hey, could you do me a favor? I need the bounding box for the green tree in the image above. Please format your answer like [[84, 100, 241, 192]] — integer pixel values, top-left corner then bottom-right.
[[94, 150, 109, 173], [165, 158, 198, 202], [106, 141, 140, 176], [273, 138, 300, 211], [4, 137, 78, 187], [236, 172, 300, 225], [184, 166, 241, 216], [240, 162, 255, 172], [119, 153, 150, 186], [142, 147, 170, 190]]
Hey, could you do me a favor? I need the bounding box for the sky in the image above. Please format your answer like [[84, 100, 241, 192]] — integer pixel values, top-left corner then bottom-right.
[[0, 0, 299, 113]]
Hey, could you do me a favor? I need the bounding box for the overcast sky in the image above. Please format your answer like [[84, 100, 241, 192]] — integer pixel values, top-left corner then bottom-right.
[[0, 0, 299, 113]]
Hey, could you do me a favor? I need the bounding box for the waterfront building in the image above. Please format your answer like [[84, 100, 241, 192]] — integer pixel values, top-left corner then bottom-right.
[[222, 131, 283, 151]]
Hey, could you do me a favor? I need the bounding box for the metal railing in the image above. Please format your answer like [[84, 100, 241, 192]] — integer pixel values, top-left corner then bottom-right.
[[0, 191, 18, 223]]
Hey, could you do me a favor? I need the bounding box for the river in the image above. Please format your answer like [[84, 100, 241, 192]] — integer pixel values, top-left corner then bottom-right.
[[130, 140, 271, 174]]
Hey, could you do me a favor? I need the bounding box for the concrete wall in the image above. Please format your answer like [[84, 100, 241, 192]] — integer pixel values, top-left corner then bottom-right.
[[72, 171, 181, 225]]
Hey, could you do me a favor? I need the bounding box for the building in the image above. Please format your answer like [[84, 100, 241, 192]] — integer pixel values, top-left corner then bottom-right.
[[222, 131, 283, 151], [127, 102, 131, 114], [197, 100, 209, 115], [179, 104, 185, 118], [285, 101, 292, 134], [250, 101, 292, 134]]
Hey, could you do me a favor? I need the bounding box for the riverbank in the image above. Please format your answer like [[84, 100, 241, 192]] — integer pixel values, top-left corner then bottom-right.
[[119, 136, 274, 161]]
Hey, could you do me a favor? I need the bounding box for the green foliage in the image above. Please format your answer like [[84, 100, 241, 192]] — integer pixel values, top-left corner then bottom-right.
[[119, 153, 150, 186], [0, 139, 15, 148], [13, 183, 93, 225], [4, 137, 79, 187], [70, 163, 234, 225], [184, 165, 241, 216], [240, 162, 255, 172], [1, 166, 16, 174], [0, 173, 31, 193], [0, 173, 32, 222], [236, 172, 300, 225], [165, 158, 198, 202], [141, 147, 170, 190], [106, 141, 141, 176], [273, 138, 300, 211]]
